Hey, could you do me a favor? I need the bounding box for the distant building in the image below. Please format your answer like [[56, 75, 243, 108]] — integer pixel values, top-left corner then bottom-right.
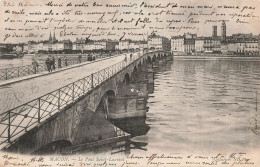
[[184, 38, 195, 53], [195, 37, 205, 52], [184, 33, 196, 53], [236, 40, 245, 54], [94, 40, 117, 51], [212, 26, 217, 38], [204, 37, 221, 53], [138, 41, 148, 50], [129, 41, 140, 50], [244, 38, 258, 55], [221, 21, 226, 42], [148, 33, 171, 51], [116, 40, 146, 51], [171, 36, 185, 52], [28, 41, 39, 53], [118, 40, 131, 50], [73, 38, 86, 52], [52, 40, 73, 51], [171, 33, 197, 53], [27, 31, 73, 53], [227, 43, 236, 53]]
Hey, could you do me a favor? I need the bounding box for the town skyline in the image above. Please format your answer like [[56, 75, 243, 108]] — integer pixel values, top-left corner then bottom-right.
[[1, 22, 260, 45]]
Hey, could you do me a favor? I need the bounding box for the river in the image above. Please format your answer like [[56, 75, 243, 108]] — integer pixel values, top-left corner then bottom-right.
[[1, 56, 260, 155], [0, 54, 34, 69], [131, 57, 260, 154]]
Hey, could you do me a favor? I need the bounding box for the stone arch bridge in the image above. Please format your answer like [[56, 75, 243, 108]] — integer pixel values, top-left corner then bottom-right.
[[1, 50, 172, 154]]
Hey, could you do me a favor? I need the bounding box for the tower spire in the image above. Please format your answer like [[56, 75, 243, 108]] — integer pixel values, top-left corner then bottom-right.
[[53, 30, 56, 42], [49, 31, 52, 41]]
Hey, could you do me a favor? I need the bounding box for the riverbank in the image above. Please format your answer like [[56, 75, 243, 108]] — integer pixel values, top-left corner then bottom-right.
[[173, 54, 260, 60]]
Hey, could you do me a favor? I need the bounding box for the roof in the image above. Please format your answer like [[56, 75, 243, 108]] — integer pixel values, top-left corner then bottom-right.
[[171, 35, 185, 39]]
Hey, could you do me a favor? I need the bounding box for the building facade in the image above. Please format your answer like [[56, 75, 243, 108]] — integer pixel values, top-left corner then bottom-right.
[[171, 36, 185, 52], [195, 38, 205, 52], [184, 38, 195, 53], [148, 34, 171, 51], [118, 40, 130, 50]]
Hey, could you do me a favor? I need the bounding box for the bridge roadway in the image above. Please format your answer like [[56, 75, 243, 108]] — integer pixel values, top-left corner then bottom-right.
[[0, 52, 138, 113]]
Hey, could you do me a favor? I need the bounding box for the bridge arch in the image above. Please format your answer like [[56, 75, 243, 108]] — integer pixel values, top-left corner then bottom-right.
[[124, 73, 131, 84], [152, 54, 156, 62], [96, 90, 116, 119], [147, 56, 152, 63], [131, 66, 138, 81], [137, 62, 142, 72]]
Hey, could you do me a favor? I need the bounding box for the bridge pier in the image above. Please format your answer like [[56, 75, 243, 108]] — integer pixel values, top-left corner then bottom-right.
[[147, 61, 155, 94], [159, 56, 167, 65], [152, 61, 159, 70], [109, 81, 148, 120], [167, 53, 173, 61]]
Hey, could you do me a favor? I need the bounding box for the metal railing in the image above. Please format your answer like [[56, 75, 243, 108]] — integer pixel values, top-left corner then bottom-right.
[[0, 51, 150, 149], [0, 55, 103, 81], [0, 64, 46, 81]]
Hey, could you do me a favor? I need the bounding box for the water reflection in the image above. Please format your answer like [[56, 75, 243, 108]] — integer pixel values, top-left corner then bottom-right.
[[112, 117, 150, 137]]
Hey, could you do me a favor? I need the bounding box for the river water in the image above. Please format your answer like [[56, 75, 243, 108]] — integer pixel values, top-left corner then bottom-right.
[[131, 58, 260, 154], [0, 55, 33, 69], [1, 56, 260, 155]]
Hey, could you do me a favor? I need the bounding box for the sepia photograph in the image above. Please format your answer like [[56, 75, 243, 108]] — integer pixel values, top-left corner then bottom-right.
[[0, 0, 259, 166]]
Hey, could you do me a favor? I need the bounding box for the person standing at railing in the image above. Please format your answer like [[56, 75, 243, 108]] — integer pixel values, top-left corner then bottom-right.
[[45, 57, 52, 73], [64, 56, 68, 66], [87, 54, 91, 61], [58, 56, 62, 68], [51, 56, 56, 71], [124, 54, 127, 62], [32, 58, 38, 74], [78, 55, 82, 63], [92, 54, 96, 61], [130, 53, 133, 61]]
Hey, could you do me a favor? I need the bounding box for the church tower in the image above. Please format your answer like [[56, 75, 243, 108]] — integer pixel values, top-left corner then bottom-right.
[[221, 21, 226, 42], [212, 25, 217, 38]]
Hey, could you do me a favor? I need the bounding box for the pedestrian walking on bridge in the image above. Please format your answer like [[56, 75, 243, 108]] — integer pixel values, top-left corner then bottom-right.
[[124, 54, 127, 62], [87, 54, 91, 61], [45, 57, 52, 73], [64, 56, 68, 66], [78, 55, 82, 63], [51, 56, 56, 70], [58, 56, 62, 68], [130, 53, 133, 61], [32, 58, 38, 74]]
